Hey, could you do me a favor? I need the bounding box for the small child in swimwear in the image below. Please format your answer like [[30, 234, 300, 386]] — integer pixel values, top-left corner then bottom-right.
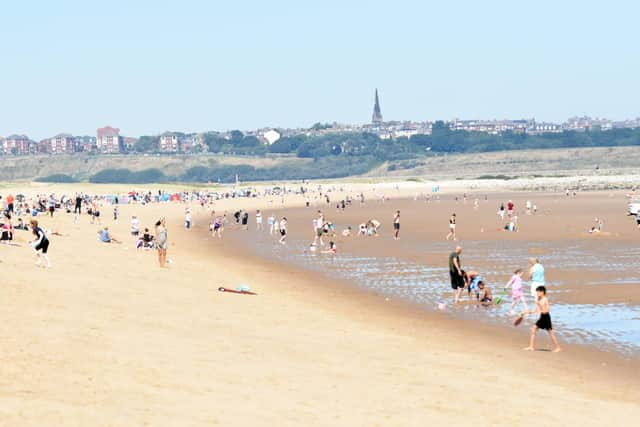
[[524, 286, 561, 352], [504, 268, 528, 316], [321, 241, 337, 255], [478, 282, 492, 304]]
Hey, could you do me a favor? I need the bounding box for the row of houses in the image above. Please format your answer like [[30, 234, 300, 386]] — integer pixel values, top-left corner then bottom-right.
[[3, 116, 639, 156], [0, 127, 283, 156], [0, 126, 120, 155], [305, 116, 640, 139]]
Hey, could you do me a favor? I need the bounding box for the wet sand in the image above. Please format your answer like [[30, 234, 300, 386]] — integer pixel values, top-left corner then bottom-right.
[[243, 191, 640, 307], [1, 184, 639, 426]]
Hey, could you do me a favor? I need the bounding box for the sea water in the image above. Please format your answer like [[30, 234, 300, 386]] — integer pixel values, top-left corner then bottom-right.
[[247, 234, 640, 357]]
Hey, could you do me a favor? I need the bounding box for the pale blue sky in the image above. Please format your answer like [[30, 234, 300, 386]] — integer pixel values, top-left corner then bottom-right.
[[1, 0, 638, 139]]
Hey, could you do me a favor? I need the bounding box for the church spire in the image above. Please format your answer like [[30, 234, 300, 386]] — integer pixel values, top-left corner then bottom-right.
[[372, 88, 383, 124]]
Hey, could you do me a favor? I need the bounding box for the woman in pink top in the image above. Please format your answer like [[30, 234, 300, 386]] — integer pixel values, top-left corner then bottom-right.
[[504, 268, 529, 316]]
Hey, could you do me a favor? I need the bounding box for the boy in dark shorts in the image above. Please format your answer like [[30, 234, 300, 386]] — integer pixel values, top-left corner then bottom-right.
[[524, 286, 561, 352]]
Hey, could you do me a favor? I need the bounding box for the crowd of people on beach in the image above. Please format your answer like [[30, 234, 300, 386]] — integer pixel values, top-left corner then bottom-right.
[[4, 182, 639, 354]]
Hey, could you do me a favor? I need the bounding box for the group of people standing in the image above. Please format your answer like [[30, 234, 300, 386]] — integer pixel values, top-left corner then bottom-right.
[[449, 247, 560, 351]]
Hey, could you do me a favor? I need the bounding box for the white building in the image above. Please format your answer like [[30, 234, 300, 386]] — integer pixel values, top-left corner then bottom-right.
[[96, 126, 122, 153], [261, 129, 281, 145], [159, 133, 179, 152], [48, 133, 75, 154]]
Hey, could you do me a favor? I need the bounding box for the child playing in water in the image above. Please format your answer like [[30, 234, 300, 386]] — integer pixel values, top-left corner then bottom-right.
[[478, 281, 492, 304], [523, 286, 561, 352], [321, 241, 337, 255], [504, 268, 528, 316]]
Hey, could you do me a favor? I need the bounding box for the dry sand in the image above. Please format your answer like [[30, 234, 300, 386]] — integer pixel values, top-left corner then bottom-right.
[[0, 182, 639, 426]]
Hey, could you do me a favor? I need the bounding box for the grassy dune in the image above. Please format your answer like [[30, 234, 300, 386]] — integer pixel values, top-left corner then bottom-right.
[[0, 154, 310, 181], [1, 146, 639, 182], [372, 146, 640, 179]]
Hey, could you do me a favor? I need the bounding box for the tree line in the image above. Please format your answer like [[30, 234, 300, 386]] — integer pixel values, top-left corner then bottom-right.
[[133, 124, 640, 160]]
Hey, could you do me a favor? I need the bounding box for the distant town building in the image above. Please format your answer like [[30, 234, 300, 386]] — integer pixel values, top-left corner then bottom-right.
[[613, 118, 640, 129], [43, 133, 75, 154], [2, 134, 34, 155], [451, 119, 530, 134], [73, 136, 97, 152], [527, 122, 562, 135], [261, 129, 281, 145], [564, 116, 612, 132], [96, 126, 122, 153], [123, 137, 137, 152], [159, 133, 179, 152], [190, 133, 208, 152], [372, 88, 383, 124]]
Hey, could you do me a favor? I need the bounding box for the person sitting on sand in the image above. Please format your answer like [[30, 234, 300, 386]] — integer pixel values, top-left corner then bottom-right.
[[367, 219, 381, 236], [321, 241, 337, 255], [342, 226, 352, 237], [504, 219, 516, 232], [98, 227, 121, 244], [14, 218, 28, 231], [1, 214, 14, 243], [589, 218, 603, 234], [478, 281, 492, 304], [358, 223, 367, 236], [137, 227, 154, 249]]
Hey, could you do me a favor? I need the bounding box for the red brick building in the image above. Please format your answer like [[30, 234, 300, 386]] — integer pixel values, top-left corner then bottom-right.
[[96, 126, 122, 153]]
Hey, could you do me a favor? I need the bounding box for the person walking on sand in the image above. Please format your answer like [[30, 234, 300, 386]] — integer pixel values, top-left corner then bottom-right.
[[185, 208, 192, 230], [446, 213, 457, 241], [6, 193, 14, 215], [523, 286, 561, 352], [528, 258, 545, 298], [278, 217, 288, 244], [393, 210, 401, 240], [29, 219, 51, 268], [155, 218, 168, 268], [504, 269, 529, 316], [449, 246, 465, 303], [498, 203, 505, 221], [268, 213, 276, 235], [256, 210, 263, 231], [74, 193, 82, 216]]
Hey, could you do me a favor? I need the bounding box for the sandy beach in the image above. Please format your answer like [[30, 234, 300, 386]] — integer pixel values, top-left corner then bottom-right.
[[0, 181, 639, 426]]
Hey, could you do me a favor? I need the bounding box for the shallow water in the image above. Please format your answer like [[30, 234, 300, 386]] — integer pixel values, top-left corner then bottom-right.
[[247, 234, 640, 357]]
